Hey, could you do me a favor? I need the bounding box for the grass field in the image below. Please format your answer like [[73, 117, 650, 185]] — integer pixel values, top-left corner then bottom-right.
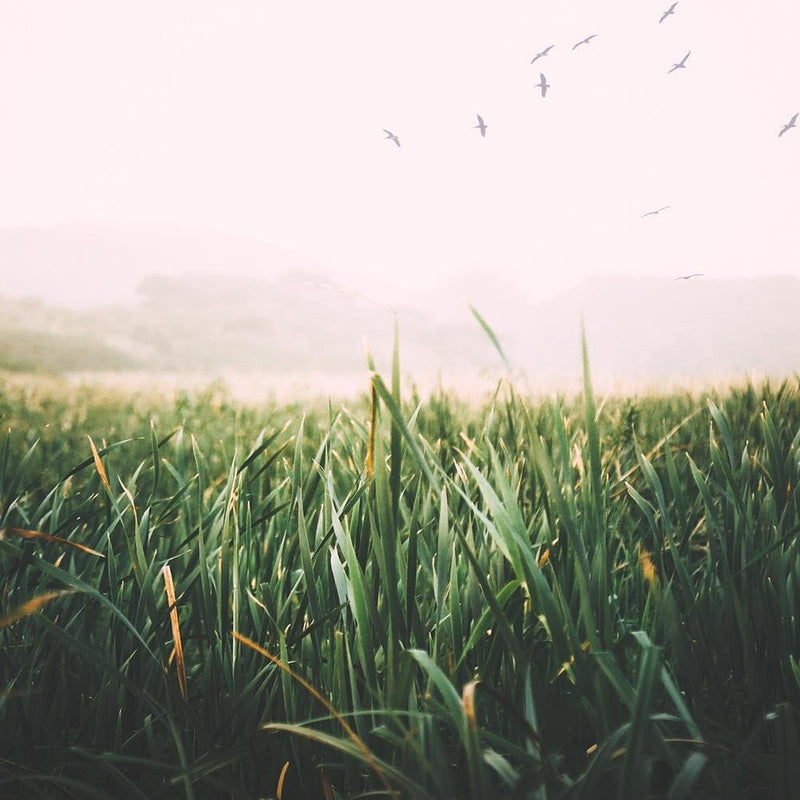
[[2, 335, 800, 799]]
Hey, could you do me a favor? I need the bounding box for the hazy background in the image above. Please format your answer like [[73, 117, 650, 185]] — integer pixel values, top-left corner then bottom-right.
[[1, 1, 798, 394]]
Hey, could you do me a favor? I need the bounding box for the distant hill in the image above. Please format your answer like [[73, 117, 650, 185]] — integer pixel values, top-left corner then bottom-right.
[[0, 224, 312, 308], [0, 296, 136, 372], [0, 272, 499, 376], [1, 225, 798, 384], [514, 275, 800, 381], [2, 273, 798, 384]]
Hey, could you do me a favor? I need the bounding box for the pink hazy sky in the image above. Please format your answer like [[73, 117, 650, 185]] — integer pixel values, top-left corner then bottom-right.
[[0, 0, 798, 304]]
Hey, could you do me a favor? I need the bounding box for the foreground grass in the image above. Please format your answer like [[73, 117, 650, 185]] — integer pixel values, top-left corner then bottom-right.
[[2, 355, 800, 799]]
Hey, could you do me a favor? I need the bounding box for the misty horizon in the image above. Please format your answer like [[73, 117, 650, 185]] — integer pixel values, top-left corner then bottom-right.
[[3, 235, 799, 393], [2, 2, 799, 314], [0, 221, 791, 313], [1, 2, 798, 392]]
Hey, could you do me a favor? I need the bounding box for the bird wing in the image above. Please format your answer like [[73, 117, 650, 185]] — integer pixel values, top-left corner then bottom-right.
[[683, 50, 691, 62], [477, 114, 484, 126], [791, 113, 799, 125], [383, 129, 393, 136], [531, 53, 541, 63], [544, 45, 553, 54]]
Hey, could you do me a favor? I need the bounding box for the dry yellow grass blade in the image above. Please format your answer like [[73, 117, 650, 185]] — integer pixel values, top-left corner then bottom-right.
[[0, 528, 104, 558], [233, 631, 398, 800], [0, 590, 74, 629], [458, 430, 479, 457], [462, 680, 478, 732], [365, 382, 377, 479], [462, 679, 545, 754], [162, 565, 188, 702], [639, 547, 658, 587], [276, 760, 290, 800], [88, 436, 111, 492], [554, 654, 576, 681]]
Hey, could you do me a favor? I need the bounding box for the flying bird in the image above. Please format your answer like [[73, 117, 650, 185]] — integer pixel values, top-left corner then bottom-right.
[[668, 51, 691, 73], [383, 129, 401, 147], [572, 34, 598, 50], [535, 73, 550, 97], [675, 273, 703, 280], [779, 113, 798, 137], [474, 114, 488, 137], [641, 205, 672, 217], [531, 45, 554, 64], [659, 2, 678, 23]]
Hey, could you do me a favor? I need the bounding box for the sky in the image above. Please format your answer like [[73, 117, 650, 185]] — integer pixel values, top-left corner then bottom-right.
[[0, 0, 798, 306]]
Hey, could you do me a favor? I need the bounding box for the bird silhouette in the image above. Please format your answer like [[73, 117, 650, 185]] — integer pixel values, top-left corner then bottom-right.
[[659, 2, 678, 23], [641, 205, 672, 217], [572, 34, 598, 50], [779, 113, 798, 137], [530, 45, 554, 64], [675, 273, 703, 280], [474, 114, 488, 137], [535, 73, 550, 97], [668, 51, 691, 73], [383, 129, 401, 147]]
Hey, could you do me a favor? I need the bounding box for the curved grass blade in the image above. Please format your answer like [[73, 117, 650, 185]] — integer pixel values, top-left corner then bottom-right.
[[0, 589, 75, 628], [1, 527, 104, 557], [234, 632, 400, 800], [470, 305, 511, 373], [667, 752, 708, 800]]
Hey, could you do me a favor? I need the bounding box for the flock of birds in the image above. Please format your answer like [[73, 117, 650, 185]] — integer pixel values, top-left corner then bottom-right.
[[380, 1, 797, 252]]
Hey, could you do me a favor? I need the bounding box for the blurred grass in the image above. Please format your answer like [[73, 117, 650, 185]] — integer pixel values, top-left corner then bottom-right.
[[1, 357, 800, 798]]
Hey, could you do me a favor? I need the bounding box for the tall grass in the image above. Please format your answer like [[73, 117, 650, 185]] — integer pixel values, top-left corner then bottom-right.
[[1, 349, 800, 798]]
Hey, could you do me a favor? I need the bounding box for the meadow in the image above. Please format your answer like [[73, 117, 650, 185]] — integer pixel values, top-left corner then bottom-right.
[[2, 337, 800, 799]]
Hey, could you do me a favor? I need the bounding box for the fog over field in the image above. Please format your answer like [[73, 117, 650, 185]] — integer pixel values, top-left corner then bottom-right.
[[1, 225, 799, 396], [1, 2, 798, 389]]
